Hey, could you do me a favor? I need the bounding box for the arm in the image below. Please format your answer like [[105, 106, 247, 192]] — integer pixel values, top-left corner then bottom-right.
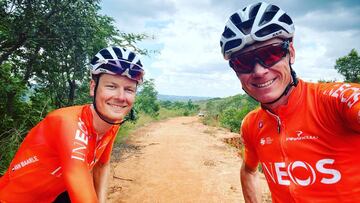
[[239, 115, 261, 203], [53, 116, 98, 203], [322, 83, 360, 132], [93, 161, 110, 203], [240, 163, 261, 203], [62, 166, 98, 203]]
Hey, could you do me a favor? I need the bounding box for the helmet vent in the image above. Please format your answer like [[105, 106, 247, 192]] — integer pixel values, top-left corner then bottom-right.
[[128, 52, 135, 62], [136, 60, 143, 67], [237, 19, 254, 35], [259, 5, 279, 26], [113, 47, 123, 59], [255, 24, 287, 37], [249, 3, 261, 19], [230, 13, 242, 25], [222, 26, 236, 38], [91, 56, 99, 65], [224, 39, 242, 53], [279, 13, 293, 25], [99, 49, 113, 59]]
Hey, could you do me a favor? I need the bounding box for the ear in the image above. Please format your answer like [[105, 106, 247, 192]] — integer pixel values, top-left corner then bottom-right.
[[289, 42, 295, 64], [90, 79, 96, 97]]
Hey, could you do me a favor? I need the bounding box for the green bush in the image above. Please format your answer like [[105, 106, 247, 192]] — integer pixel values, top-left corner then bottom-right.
[[219, 106, 250, 132], [201, 94, 258, 131]]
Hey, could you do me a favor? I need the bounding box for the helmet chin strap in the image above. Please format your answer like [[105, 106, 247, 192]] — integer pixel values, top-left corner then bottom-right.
[[92, 75, 127, 125], [242, 59, 298, 105]]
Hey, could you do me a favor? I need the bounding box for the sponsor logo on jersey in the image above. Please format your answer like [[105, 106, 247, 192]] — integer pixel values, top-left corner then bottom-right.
[[323, 83, 360, 108], [262, 159, 341, 186], [258, 120, 264, 129], [11, 156, 39, 171], [71, 118, 89, 162], [260, 137, 273, 145], [286, 130, 319, 141]]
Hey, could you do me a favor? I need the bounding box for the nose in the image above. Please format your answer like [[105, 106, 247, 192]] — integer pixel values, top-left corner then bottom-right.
[[114, 88, 126, 101], [252, 61, 268, 76]]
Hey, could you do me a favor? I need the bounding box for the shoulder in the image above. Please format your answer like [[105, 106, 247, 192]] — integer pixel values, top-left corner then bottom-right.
[[243, 107, 262, 124], [46, 105, 85, 122], [309, 81, 360, 106], [42, 105, 90, 133], [241, 107, 263, 133], [304, 81, 359, 94]]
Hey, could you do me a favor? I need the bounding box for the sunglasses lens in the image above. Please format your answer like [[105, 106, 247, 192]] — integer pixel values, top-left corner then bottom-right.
[[230, 52, 255, 74], [230, 42, 287, 74], [257, 45, 285, 67]]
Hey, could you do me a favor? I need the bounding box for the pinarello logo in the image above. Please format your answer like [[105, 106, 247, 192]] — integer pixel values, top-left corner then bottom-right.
[[286, 130, 319, 141]]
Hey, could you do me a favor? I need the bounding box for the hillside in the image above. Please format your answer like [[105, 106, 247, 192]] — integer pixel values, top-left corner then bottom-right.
[[157, 94, 212, 102]]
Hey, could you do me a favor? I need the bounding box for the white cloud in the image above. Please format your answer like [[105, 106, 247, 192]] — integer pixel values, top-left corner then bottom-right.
[[100, 0, 176, 33], [296, 6, 360, 31], [145, 0, 245, 97], [101, 0, 360, 97]]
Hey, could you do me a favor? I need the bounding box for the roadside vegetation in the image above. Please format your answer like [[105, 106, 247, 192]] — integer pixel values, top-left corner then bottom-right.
[[0, 0, 154, 175], [116, 79, 200, 142], [1, 0, 358, 175], [198, 94, 258, 133]]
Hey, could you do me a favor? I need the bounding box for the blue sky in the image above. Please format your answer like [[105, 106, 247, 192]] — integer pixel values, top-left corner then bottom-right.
[[100, 0, 360, 97]]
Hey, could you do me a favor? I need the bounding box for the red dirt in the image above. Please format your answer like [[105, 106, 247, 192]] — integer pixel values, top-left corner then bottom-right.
[[107, 116, 271, 202]]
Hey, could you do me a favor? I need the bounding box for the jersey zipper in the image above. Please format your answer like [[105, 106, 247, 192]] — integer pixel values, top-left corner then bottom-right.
[[266, 110, 281, 134], [266, 110, 297, 202]]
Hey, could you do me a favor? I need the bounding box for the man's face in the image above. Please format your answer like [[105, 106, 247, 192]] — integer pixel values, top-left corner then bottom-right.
[[234, 38, 295, 104], [90, 74, 137, 123]]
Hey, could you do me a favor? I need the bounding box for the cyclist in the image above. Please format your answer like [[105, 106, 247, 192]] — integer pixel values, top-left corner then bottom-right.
[[0, 46, 144, 203], [220, 2, 360, 202]]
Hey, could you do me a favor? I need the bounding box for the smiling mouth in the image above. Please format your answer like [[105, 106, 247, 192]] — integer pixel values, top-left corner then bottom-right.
[[108, 103, 127, 110], [253, 79, 276, 88]]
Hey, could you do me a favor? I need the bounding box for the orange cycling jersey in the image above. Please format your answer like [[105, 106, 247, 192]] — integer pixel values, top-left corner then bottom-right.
[[241, 80, 360, 202], [0, 105, 119, 203]]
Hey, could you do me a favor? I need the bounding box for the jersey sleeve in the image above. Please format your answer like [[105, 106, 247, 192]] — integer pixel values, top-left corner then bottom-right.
[[322, 83, 360, 133], [240, 114, 259, 171], [50, 115, 98, 203]]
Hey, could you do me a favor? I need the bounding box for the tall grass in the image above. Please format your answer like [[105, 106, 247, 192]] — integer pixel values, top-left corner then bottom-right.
[[0, 127, 27, 174], [115, 112, 154, 143]]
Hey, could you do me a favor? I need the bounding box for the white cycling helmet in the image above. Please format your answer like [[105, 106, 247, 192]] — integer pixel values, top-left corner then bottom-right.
[[90, 46, 144, 84], [220, 2, 295, 60]]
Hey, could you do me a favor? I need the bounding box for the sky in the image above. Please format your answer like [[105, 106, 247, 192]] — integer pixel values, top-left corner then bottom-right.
[[100, 0, 360, 98]]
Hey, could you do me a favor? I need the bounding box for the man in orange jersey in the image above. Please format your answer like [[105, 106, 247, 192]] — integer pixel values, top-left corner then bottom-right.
[[220, 2, 360, 202], [0, 46, 144, 203]]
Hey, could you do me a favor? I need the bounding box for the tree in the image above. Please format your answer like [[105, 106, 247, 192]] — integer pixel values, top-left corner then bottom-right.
[[135, 79, 160, 117], [335, 49, 360, 83], [0, 0, 151, 174]]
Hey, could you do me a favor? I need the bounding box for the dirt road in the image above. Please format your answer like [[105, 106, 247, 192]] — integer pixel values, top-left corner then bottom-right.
[[107, 116, 270, 203]]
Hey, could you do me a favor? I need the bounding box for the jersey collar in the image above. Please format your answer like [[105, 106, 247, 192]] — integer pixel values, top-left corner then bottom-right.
[[264, 79, 305, 118]]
